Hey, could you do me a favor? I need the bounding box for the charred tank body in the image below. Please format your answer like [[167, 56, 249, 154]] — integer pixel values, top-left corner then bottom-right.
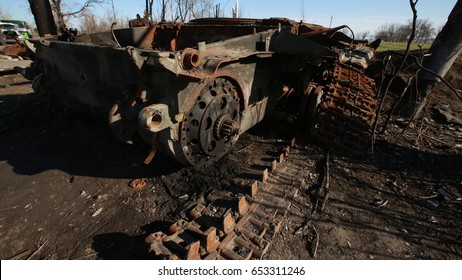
[[27, 18, 379, 166]]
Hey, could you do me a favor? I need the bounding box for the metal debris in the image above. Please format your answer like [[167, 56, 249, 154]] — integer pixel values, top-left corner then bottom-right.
[[437, 188, 458, 201], [91, 207, 103, 217], [129, 178, 147, 190], [262, 168, 269, 183], [373, 199, 389, 207]]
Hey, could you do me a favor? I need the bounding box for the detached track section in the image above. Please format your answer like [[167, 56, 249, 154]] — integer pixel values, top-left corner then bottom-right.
[[145, 138, 303, 260], [313, 63, 378, 154]]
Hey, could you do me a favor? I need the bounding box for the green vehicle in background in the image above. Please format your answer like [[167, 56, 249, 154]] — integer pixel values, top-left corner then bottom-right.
[[0, 19, 33, 39]]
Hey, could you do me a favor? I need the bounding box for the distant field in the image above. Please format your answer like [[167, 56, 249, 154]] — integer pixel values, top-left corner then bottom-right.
[[377, 41, 431, 52]]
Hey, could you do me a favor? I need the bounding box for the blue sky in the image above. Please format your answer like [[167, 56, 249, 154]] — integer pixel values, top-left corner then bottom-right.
[[1, 0, 458, 33]]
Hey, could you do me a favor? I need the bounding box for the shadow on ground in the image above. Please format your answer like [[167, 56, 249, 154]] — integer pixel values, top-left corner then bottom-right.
[[0, 93, 182, 179]]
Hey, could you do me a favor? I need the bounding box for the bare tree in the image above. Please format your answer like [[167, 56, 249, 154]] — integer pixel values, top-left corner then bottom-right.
[[375, 19, 435, 43], [191, 0, 217, 19], [415, 19, 435, 43], [157, 0, 169, 22], [375, 23, 400, 41], [175, 0, 195, 22], [0, 6, 13, 18], [79, 10, 97, 32], [357, 31, 371, 40], [152, 0, 218, 22], [50, 0, 107, 27], [79, 8, 127, 33]]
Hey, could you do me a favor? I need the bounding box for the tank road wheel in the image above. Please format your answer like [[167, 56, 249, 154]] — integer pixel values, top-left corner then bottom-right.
[[181, 78, 241, 166]]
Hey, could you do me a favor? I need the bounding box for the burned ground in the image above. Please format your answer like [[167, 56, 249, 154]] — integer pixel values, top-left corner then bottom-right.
[[0, 53, 461, 260]]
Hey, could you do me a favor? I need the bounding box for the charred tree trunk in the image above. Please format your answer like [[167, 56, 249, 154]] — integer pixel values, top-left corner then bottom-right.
[[28, 0, 58, 36], [416, 0, 462, 114]]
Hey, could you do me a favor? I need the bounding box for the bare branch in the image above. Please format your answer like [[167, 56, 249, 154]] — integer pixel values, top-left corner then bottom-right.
[[51, 0, 107, 26], [372, 0, 419, 149]]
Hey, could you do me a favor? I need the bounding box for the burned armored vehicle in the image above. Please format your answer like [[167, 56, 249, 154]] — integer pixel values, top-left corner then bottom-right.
[[26, 17, 379, 166]]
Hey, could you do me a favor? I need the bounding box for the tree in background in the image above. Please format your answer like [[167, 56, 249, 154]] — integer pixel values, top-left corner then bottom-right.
[[175, 0, 195, 21], [0, 6, 13, 18], [50, 0, 107, 28], [79, 9, 127, 32], [414, 19, 435, 43], [357, 31, 371, 40], [374, 19, 435, 43], [194, 0, 222, 18], [155, 0, 221, 22]]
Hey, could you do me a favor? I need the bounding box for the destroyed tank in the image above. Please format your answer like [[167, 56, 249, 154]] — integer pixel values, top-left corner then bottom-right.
[[25, 17, 380, 166]]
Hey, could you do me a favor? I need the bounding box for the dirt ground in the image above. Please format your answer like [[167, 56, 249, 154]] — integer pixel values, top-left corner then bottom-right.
[[0, 53, 461, 260]]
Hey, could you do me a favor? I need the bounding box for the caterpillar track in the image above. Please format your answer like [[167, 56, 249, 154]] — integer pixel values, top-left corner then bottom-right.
[[312, 63, 378, 154], [145, 139, 298, 260]]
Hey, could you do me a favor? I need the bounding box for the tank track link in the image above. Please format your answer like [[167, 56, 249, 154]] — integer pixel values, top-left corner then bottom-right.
[[313, 63, 378, 154]]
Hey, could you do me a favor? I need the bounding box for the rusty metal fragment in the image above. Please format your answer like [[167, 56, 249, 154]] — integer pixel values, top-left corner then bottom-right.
[[129, 178, 147, 190], [237, 196, 250, 215], [279, 153, 285, 164], [271, 160, 277, 172], [262, 168, 269, 183], [250, 181, 259, 197], [291, 137, 296, 147], [285, 146, 290, 156]]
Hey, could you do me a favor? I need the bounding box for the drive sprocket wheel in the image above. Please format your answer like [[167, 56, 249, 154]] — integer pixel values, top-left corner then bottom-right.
[[181, 78, 241, 166]]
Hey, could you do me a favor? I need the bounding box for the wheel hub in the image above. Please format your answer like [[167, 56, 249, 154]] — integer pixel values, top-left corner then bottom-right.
[[181, 78, 240, 166], [214, 114, 239, 139]]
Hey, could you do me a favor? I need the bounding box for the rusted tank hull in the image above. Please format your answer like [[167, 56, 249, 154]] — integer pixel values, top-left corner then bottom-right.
[[27, 18, 379, 166]]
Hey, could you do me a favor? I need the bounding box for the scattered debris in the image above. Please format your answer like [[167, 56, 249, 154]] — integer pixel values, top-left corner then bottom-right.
[[129, 178, 147, 190], [27, 239, 48, 260], [425, 200, 439, 208], [433, 106, 462, 126], [96, 194, 109, 201], [418, 193, 439, 200], [91, 207, 103, 217], [160, 176, 175, 198], [305, 220, 319, 258], [373, 198, 389, 207], [0, 205, 19, 211], [437, 188, 452, 201], [0, 43, 28, 58], [314, 152, 330, 213], [76, 252, 98, 260], [235, 144, 253, 154], [8, 249, 32, 260]]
